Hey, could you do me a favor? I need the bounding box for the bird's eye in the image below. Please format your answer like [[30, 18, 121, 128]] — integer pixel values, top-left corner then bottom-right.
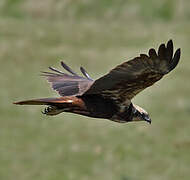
[[132, 108, 137, 114]]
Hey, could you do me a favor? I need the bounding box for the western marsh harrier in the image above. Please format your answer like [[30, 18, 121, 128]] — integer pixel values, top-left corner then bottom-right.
[[14, 40, 181, 124]]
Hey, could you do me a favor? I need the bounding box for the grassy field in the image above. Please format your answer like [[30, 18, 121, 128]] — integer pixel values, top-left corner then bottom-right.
[[0, 0, 190, 179]]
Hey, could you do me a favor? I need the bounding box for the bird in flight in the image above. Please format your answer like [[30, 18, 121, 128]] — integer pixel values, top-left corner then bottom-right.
[[14, 40, 181, 124]]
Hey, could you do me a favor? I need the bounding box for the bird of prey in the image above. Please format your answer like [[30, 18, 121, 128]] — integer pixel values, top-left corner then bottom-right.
[[14, 40, 181, 124]]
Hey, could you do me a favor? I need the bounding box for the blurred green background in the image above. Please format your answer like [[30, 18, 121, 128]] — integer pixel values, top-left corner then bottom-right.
[[1, 0, 190, 179]]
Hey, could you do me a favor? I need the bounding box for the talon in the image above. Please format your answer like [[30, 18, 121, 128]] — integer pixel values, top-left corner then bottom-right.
[[42, 107, 48, 115], [41, 110, 45, 114], [41, 106, 60, 116], [42, 106, 53, 115]]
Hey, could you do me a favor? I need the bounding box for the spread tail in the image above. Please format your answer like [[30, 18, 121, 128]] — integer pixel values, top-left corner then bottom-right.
[[13, 97, 75, 116], [13, 97, 73, 106], [13, 96, 86, 116]]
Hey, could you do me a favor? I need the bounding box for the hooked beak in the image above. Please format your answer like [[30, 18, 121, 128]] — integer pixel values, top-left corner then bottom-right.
[[144, 115, 151, 124]]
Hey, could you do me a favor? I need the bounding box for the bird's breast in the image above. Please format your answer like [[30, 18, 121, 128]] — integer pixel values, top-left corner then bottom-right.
[[110, 103, 133, 123]]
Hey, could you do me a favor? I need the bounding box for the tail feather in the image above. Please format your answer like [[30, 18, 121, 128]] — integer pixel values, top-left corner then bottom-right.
[[13, 97, 73, 106]]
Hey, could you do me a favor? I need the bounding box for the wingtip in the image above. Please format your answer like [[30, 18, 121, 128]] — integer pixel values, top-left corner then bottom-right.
[[60, 61, 67, 70], [80, 66, 84, 71], [80, 66, 85, 76], [48, 66, 55, 72], [167, 39, 173, 51], [60, 61, 65, 67], [177, 48, 181, 54], [60, 61, 68, 70], [175, 48, 181, 60], [148, 48, 157, 58], [148, 39, 180, 74], [158, 43, 166, 59], [167, 39, 173, 46], [60, 61, 78, 75], [169, 48, 181, 71], [80, 66, 93, 80]]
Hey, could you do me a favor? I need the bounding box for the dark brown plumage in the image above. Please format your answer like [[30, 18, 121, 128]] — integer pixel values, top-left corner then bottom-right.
[[14, 40, 181, 124]]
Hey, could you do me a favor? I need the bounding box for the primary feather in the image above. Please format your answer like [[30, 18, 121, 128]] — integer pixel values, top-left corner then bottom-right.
[[41, 62, 94, 96], [84, 40, 180, 106]]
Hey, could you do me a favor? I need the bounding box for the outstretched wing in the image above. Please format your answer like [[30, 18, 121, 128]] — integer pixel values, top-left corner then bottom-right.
[[41, 62, 94, 96], [84, 40, 181, 105]]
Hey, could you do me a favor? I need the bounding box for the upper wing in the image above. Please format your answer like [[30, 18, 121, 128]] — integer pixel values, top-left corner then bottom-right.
[[84, 40, 181, 105], [41, 62, 94, 96]]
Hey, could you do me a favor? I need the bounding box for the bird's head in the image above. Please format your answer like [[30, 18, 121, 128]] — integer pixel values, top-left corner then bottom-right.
[[131, 104, 151, 124]]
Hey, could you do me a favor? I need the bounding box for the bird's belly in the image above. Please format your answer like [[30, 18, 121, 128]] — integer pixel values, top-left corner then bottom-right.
[[80, 95, 117, 119]]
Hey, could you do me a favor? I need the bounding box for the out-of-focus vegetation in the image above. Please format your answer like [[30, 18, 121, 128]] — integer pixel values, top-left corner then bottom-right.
[[1, 0, 190, 21], [0, 0, 190, 180]]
